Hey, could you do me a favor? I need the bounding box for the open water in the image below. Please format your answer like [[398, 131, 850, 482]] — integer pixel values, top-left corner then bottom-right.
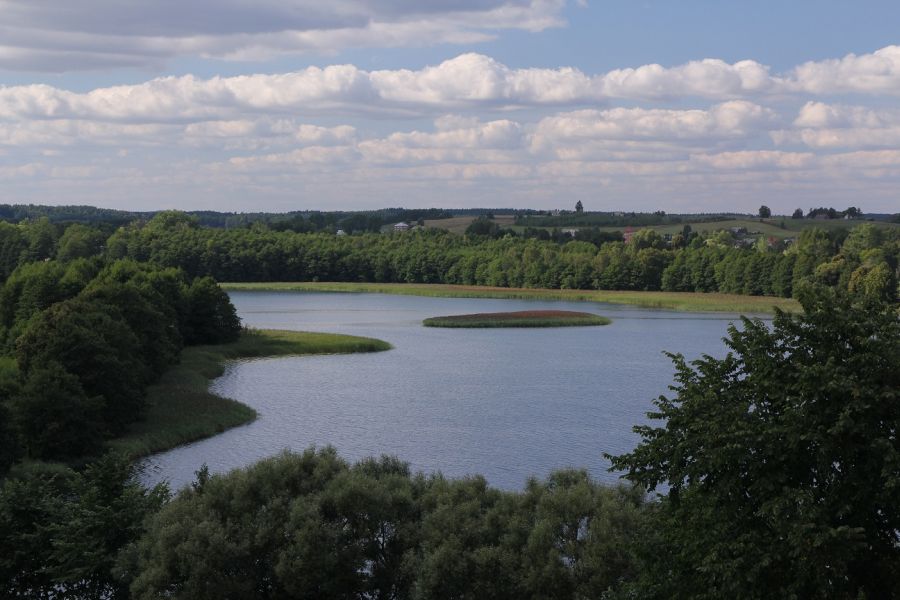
[[141, 291, 762, 491]]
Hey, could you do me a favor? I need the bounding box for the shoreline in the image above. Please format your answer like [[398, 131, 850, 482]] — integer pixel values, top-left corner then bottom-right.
[[108, 328, 392, 459], [221, 282, 800, 314]]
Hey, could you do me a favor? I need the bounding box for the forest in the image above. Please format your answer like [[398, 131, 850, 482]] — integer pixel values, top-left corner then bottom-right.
[[0, 209, 874, 301], [0, 208, 898, 598]]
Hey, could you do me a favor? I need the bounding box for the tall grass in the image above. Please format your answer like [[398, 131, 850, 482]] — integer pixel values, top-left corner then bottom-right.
[[222, 282, 800, 314], [108, 329, 391, 459]]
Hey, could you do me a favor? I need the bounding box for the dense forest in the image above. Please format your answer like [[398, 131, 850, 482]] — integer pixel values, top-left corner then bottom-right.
[[87, 211, 898, 301], [2, 205, 898, 306], [0, 208, 898, 598], [0, 203, 456, 231]]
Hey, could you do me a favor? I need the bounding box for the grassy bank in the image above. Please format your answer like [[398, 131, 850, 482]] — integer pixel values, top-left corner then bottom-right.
[[424, 310, 610, 328], [222, 282, 800, 314], [109, 329, 391, 459]]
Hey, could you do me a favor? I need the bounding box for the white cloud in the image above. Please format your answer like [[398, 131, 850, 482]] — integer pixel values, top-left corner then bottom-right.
[[4, 47, 900, 129], [534, 102, 773, 142], [793, 101, 900, 128], [0, 0, 568, 71], [770, 102, 900, 149], [690, 151, 815, 171], [4, 45, 900, 212], [820, 149, 900, 169], [787, 46, 900, 95], [0, 55, 605, 124], [599, 59, 777, 99], [370, 53, 597, 105]]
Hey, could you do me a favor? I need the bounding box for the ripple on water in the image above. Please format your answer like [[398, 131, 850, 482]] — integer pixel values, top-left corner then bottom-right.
[[141, 292, 743, 491]]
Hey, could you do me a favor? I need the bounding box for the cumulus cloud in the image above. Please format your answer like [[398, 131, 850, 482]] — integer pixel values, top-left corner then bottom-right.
[[4, 47, 900, 128], [787, 46, 900, 95], [528, 102, 776, 162], [369, 53, 597, 105], [770, 101, 900, 149], [599, 59, 776, 99], [4, 45, 900, 212], [0, 55, 605, 124], [0, 0, 568, 71], [534, 102, 773, 142]]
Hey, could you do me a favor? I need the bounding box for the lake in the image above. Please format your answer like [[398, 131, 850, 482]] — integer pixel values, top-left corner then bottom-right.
[[141, 291, 758, 491]]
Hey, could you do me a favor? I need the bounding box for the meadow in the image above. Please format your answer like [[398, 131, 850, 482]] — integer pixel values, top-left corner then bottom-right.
[[222, 281, 801, 314]]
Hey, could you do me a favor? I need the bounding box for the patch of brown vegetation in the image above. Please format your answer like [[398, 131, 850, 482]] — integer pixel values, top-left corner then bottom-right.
[[450, 310, 594, 320]]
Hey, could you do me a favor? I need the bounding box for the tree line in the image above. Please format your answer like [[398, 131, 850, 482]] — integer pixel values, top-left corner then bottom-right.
[[0, 203, 455, 232], [1, 212, 898, 303], [95, 212, 897, 301], [1, 286, 896, 598]]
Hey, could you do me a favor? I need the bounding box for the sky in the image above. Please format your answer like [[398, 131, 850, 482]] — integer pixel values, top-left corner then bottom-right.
[[1, 0, 900, 214]]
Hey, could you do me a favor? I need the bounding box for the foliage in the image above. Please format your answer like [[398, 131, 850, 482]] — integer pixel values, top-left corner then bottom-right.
[[0, 401, 18, 478], [127, 448, 646, 600], [465, 216, 504, 238], [16, 297, 148, 434], [93, 212, 898, 302], [56, 223, 106, 262], [0, 454, 168, 599], [184, 276, 242, 344], [0, 256, 245, 465], [0, 210, 897, 307], [608, 287, 900, 598], [9, 362, 104, 460]]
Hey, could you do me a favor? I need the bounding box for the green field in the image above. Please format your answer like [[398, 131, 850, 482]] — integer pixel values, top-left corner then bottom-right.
[[108, 329, 391, 459], [512, 217, 900, 240], [424, 310, 611, 328], [423, 215, 516, 233], [222, 282, 800, 314]]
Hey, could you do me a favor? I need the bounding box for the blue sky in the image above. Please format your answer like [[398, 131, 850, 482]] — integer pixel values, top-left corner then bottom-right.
[[1, 0, 899, 213]]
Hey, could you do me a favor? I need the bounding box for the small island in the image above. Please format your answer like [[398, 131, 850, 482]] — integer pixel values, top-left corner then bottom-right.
[[423, 310, 611, 328]]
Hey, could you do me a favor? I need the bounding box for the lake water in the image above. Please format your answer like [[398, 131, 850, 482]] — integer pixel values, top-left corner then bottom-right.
[[141, 291, 758, 491]]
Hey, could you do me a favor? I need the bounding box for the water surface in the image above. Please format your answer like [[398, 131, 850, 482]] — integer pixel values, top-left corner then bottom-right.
[[142, 291, 757, 491]]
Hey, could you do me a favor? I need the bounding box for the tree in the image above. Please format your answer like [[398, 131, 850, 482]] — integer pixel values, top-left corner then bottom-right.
[[608, 287, 900, 598], [464, 217, 502, 239], [0, 455, 168, 599], [184, 276, 242, 344], [81, 281, 182, 378], [130, 449, 414, 599], [15, 297, 147, 433], [0, 222, 27, 281], [9, 362, 104, 460], [0, 402, 18, 478], [56, 224, 106, 262], [575, 201, 583, 214], [792, 208, 804, 219], [758, 205, 771, 219], [19, 217, 58, 263]]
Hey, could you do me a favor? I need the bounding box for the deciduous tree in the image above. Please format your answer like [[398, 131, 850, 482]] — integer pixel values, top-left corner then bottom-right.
[[608, 286, 900, 598]]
